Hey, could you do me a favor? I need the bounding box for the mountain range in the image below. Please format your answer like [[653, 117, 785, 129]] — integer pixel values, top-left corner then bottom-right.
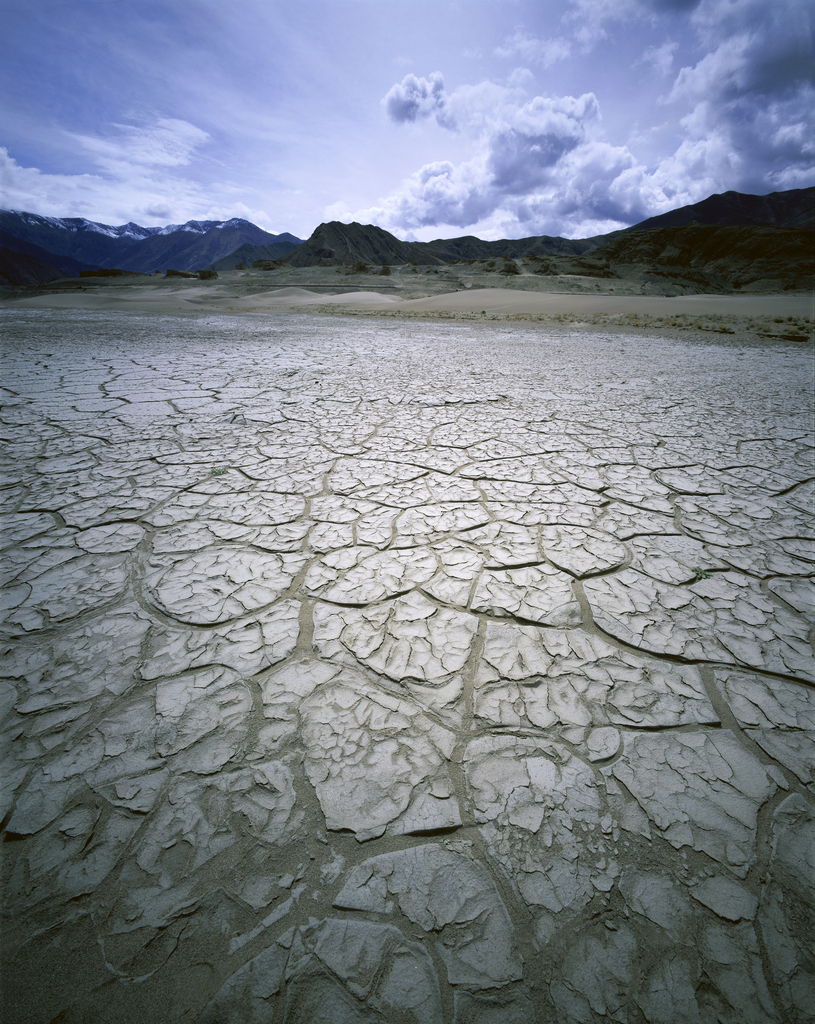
[[528, 223, 814, 293], [0, 186, 811, 286], [271, 221, 607, 268], [0, 212, 303, 281], [268, 187, 813, 268], [628, 187, 814, 232]]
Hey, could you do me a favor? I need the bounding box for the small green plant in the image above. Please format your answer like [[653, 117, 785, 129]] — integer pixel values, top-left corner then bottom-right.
[[693, 567, 712, 579], [211, 467, 227, 476]]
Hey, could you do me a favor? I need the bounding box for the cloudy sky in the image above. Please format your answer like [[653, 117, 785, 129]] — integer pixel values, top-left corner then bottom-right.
[[1, 0, 812, 240]]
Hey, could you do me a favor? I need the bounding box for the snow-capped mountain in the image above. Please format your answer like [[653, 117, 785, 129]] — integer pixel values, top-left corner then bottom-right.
[[156, 218, 258, 236], [0, 211, 303, 273], [8, 213, 163, 240]]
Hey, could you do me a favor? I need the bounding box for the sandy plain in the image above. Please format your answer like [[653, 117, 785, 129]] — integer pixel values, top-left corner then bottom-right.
[[1, 291, 814, 1023], [3, 265, 813, 342]]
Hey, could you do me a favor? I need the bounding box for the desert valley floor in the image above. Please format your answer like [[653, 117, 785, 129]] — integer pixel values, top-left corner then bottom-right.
[[1, 307, 813, 1024]]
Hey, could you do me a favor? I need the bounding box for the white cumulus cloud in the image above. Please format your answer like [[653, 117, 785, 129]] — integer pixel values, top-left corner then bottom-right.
[[360, 0, 813, 240], [364, 81, 670, 237], [382, 72, 452, 127]]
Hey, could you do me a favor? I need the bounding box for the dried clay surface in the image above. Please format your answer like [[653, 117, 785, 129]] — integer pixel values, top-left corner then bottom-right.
[[1, 307, 814, 1024]]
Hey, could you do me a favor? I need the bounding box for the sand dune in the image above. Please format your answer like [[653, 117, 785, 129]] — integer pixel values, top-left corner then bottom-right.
[[4, 282, 812, 318], [1, 283, 397, 312], [340, 287, 814, 318], [3, 278, 812, 344]]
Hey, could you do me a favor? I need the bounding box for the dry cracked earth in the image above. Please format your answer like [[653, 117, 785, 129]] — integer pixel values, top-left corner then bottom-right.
[[1, 307, 814, 1024]]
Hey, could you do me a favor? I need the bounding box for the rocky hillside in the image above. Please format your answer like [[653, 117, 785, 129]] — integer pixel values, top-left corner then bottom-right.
[[205, 240, 303, 271], [0, 247, 63, 286], [0, 230, 99, 277], [627, 186, 814, 232], [282, 221, 439, 266], [280, 187, 812, 268], [282, 220, 609, 266], [421, 232, 609, 261], [524, 224, 815, 292]]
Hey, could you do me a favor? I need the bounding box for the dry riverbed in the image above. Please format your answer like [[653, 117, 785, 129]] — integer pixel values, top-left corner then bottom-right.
[[1, 307, 814, 1024], [3, 266, 813, 345]]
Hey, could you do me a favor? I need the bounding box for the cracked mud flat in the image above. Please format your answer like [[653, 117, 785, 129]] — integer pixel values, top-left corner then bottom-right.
[[1, 306, 814, 1024]]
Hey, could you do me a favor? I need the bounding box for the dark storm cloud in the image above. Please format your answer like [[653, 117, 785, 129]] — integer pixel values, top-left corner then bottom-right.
[[488, 128, 581, 190], [668, 0, 814, 191], [369, 88, 621, 234], [645, 0, 702, 11], [672, 0, 813, 102], [486, 93, 599, 195]]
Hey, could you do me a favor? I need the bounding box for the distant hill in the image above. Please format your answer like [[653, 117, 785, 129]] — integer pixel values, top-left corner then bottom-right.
[[0, 211, 303, 274], [282, 221, 441, 266], [627, 187, 814, 233], [4, 186, 810, 276], [0, 230, 100, 277], [419, 232, 612, 261], [0, 246, 64, 286], [120, 225, 303, 274], [280, 187, 812, 267], [590, 223, 814, 291], [279, 220, 608, 266], [205, 239, 303, 271]]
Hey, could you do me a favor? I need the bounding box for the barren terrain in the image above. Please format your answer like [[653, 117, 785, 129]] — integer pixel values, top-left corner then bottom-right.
[[1, 305, 813, 1023], [2, 264, 813, 343]]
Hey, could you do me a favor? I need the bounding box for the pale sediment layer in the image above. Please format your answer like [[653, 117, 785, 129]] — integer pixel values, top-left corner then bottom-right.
[[304, 289, 815, 343], [1, 308, 814, 1023], [3, 275, 813, 342]]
